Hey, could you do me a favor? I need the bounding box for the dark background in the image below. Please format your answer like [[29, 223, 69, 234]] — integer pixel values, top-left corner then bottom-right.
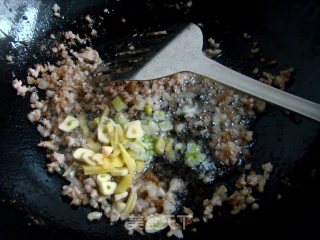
[[0, 0, 319, 239]]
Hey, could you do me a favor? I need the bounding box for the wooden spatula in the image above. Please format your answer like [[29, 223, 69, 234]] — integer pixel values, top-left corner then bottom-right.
[[97, 23, 320, 122]]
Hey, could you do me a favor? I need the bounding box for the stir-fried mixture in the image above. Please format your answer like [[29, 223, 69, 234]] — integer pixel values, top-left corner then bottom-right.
[[10, 9, 291, 238]]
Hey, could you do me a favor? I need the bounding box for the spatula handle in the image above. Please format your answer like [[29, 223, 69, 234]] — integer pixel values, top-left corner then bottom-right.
[[189, 54, 320, 122]]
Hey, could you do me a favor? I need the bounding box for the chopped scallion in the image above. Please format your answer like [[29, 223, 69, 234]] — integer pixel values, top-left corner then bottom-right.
[[112, 96, 127, 112]]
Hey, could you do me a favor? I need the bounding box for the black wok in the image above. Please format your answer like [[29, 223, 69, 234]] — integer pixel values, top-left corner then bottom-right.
[[0, 0, 319, 239]]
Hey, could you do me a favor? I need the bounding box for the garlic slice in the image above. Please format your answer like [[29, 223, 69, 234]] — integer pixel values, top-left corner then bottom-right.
[[115, 174, 132, 194], [145, 214, 168, 233], [126, 120, 144, 139], [58, 115, 79, 132], [82, 151, 96, 166], [110, 168, 129, 177], [102, 146, 113, 156], [155, 137, 165, 154], [97, 173, 112, 183], [97, 109, 111, 144], [115, 202, 127, 212], [97, 119, 116, 144], [97, 124, 110, 144], [98, 181, 117, 195], [114, 191, 128, 202], [136, 161, 145, 173], [123, 189, 137, 214], [73, 148, 94, 160], [92, 153, 104, 165]]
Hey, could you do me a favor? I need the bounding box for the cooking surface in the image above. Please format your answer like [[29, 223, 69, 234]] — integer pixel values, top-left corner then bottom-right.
[[0, 0, 319, 239]]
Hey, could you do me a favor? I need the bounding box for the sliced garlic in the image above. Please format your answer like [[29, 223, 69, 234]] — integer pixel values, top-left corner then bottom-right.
[[97, 124, 110, 144], [116, 124, 125, 142], [114, 191, 128, 202], [92, 153, 104, 165], [145, 214, 168, 233], [102, 146, 113, 156], [104, 157, 124, 169], [73, 148, 94, 160], [123, 190, 137, 214], [111, 168, 129, 176], [78, 113, 89, 137], [87, 138, 101, 152], [136, 160, 145, 173], [126, 120, 144, 139], [106, 120, 114, 133], [82, 151, 96, 166], [116, 174, 132, 194], [58, 115, 79, 132], [98, 181, 117, 195], [115, 202, 127, 213], [155, 137, 165, 154], [111, 148, 121, 158], [97, 119, 116, 144], [119, 144, 136, 175], [97, 173, 112, 183]]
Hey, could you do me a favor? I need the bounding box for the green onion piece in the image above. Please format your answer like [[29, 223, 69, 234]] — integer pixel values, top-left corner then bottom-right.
[[187, 142, 201, 153], [141, 121, 160, 136], [145, 104, 153, 116], [143, 150, 153, 161], [126, 136, 156, 161], [155, 137, 165, 154], [135, 139, 148, 149], [141, 136, 156, 150], [128, 147, 152, 161], [184, 142, 205, 167], [114, 112, 128, 125], [153, 110, 166, 121], [158, 120, 173, 132], [128, 142, 145, 154], [87, 138, 101, 152], [112, 96, 127, 112], [180, 106, 197, 117], [164, 138, 176, 161], [185, 153, 204, 167], [78, 113, 89, 137], [175, 143, 184, 151], [93, 117, 100, 125], [165, 138, 174, 153]]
